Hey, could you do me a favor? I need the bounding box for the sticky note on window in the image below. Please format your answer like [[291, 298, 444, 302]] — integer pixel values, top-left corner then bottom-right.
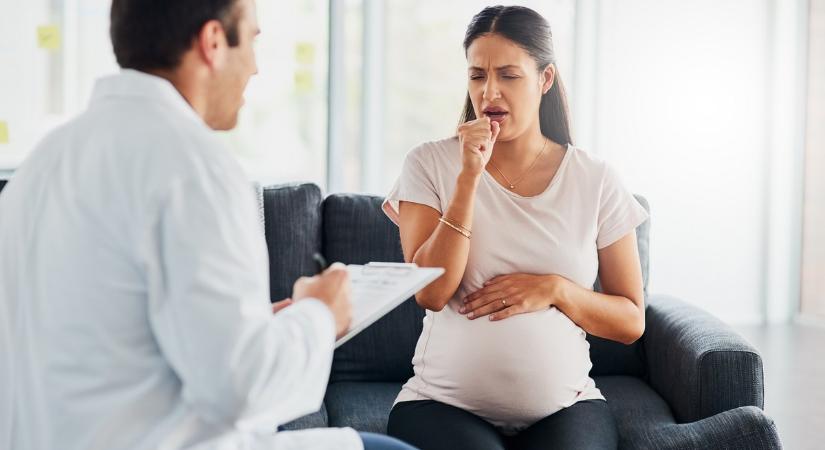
[[295, 43, 315, 65], [37, 25, 61, 50], [0, 121, 9, 144], [294, 71, 314, 93]]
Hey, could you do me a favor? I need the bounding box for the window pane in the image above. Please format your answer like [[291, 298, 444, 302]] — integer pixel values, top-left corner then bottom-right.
[[0, 0, 329, 185], [801, 0, 825, 320], [219, 0, 329, 184]]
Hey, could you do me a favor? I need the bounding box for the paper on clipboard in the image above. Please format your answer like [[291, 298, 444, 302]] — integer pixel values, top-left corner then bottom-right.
[[335, 263, 444, 348]]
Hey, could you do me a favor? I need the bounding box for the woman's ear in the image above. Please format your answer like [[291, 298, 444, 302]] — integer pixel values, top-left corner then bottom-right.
[[541, 64, 556, 94]]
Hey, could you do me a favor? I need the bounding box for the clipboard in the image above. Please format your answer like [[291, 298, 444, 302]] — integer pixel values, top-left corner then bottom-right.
[[335, 262, 444, 348]]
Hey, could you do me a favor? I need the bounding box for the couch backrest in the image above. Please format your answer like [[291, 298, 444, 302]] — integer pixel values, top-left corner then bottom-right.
[[321, 193, 423, 383], [262, 183, 652, 382], [262, 183, 324, 301]]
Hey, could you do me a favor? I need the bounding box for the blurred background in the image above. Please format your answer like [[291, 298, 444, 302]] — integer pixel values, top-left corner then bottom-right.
[[1, 0, 824, 446], [2, 0, 822, 326]]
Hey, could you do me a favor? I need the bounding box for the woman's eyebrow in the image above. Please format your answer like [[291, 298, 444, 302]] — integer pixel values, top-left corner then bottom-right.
[[468, 65, 522, 71]]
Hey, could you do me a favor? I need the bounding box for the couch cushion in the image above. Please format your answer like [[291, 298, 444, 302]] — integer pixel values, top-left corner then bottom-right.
[[597, 375, 675, 425], [262, 183, 323, 301], [322, 193, 423, 383], [279, 404, 329, 431], [324, 381, 402, 433]]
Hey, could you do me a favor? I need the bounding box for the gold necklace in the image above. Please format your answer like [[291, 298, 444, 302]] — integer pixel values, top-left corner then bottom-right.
[[488, 138, 548, 190]]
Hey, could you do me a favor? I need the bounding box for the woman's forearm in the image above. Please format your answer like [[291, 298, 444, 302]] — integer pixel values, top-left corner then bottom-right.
[[412, 172, 479, 310], [553, 276, 645, 345]]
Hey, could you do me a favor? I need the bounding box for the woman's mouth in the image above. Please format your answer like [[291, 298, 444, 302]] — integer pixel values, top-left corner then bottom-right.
[[483, 107, 509, 123]]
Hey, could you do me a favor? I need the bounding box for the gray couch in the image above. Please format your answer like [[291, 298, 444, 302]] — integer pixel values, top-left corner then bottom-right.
[[0, 179, 782, 449], [261, 182, 781, 449]]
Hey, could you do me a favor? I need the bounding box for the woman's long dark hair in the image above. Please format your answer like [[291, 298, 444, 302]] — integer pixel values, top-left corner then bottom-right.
[[460, 6, 573, 146]]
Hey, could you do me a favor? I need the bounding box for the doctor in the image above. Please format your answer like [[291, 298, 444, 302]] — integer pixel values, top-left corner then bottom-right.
[[0, 0, 415, 449]]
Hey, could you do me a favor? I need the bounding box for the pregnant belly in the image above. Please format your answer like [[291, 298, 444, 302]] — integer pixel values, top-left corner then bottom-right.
[[410, 305, 596, 430]]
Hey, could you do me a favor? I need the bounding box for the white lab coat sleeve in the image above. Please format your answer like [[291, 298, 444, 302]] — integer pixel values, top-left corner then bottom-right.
[[141, 162, 336, 431]]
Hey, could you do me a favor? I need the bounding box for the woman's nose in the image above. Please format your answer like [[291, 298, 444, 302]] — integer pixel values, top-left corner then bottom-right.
[[483, 77, 501, 101]]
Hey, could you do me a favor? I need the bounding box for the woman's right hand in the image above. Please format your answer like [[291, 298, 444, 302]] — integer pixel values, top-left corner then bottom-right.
[[458, 117, 500, 177]]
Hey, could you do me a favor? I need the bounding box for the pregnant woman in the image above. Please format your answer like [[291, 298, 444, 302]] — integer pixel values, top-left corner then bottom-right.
[[382, 6, 649, 450]]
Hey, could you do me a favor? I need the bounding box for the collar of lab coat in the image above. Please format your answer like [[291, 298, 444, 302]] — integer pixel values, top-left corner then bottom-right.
[[90, 69, 206, 127]]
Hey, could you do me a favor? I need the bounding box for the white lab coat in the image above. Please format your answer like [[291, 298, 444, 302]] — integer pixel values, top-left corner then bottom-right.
[[0, 70, 362, 450]]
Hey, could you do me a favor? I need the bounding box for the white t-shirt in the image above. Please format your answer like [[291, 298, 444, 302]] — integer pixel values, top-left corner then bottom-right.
[[382, 136, 649, 433]]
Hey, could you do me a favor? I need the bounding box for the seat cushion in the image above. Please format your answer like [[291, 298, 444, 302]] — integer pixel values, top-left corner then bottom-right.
[[322, 193, 423, 383], [262, 183, 323, 301], [597, 375, 676, 431], [324, 381, 403, 434], [279, 403, 329, 431]]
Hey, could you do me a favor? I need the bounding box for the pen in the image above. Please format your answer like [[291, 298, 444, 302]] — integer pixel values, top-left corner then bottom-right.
[[312, 252, 328, 275]]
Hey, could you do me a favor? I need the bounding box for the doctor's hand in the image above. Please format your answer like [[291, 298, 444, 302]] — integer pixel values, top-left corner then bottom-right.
[[460, 273, 565, 321], [292, 263, 353, 339], [458, 117, 500, 177]]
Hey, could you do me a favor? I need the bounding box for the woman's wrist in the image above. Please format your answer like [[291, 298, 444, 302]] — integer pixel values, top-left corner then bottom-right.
[[457, 170, 482, 187], [544, 274, 568, 309]]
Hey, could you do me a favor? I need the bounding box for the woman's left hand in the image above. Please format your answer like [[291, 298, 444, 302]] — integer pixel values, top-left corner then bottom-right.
[[460, 274, 565, 321]]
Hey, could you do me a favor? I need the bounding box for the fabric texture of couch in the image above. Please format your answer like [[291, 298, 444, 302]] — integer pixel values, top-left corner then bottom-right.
[[0, 179, 779, 449], [260, 182, 781, 449]]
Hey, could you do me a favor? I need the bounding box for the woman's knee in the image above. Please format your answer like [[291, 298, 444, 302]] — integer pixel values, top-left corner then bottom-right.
[[387, 400, 506, 450], [515, 400, 618, 450]]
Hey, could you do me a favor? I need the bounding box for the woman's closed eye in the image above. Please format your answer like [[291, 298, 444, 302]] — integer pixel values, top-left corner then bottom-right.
[[468, 74, 520, 81]]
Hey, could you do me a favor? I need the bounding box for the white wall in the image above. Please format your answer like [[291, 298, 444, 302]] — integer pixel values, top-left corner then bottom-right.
[[573, 0, 806, 324]]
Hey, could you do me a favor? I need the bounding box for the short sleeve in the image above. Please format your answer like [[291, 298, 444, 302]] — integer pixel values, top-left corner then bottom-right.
[[382, 145, 443, 225], [596, 165, 649, 249]]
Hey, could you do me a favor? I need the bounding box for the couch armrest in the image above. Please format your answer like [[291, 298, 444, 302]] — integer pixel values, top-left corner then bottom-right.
[[644, 294, 764, 423], [624, 406, 782, 450]]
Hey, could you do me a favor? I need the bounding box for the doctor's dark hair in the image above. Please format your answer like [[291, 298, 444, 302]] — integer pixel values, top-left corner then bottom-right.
[[110, 0, 242, 71], [460, 5, 573, 146]]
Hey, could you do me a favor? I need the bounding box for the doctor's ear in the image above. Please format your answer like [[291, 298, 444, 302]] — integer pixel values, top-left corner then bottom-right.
[[196, 19, 229, 69], [540, 64, 556, 95]]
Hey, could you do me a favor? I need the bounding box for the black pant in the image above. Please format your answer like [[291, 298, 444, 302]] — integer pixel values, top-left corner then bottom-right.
[[387, 399, 618, 450]]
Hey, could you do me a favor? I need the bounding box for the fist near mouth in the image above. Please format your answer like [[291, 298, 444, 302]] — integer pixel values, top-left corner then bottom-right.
[[458, 117, 501, 176]]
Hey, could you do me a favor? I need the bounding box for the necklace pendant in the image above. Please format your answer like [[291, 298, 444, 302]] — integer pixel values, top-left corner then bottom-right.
[[509, 185, 515, 190]]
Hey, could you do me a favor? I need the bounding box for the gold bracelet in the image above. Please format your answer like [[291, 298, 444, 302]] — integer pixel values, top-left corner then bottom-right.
[[443, 216, 472, 235], [438, 217, 471, 239], [441, 216, 473, 236]]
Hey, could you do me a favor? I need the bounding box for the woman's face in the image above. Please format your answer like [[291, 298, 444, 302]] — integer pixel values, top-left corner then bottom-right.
[[466, 33, 554, 142]]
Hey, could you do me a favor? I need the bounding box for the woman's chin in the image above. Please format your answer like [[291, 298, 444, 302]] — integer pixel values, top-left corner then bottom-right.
[[495, 131, 516, 143]]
